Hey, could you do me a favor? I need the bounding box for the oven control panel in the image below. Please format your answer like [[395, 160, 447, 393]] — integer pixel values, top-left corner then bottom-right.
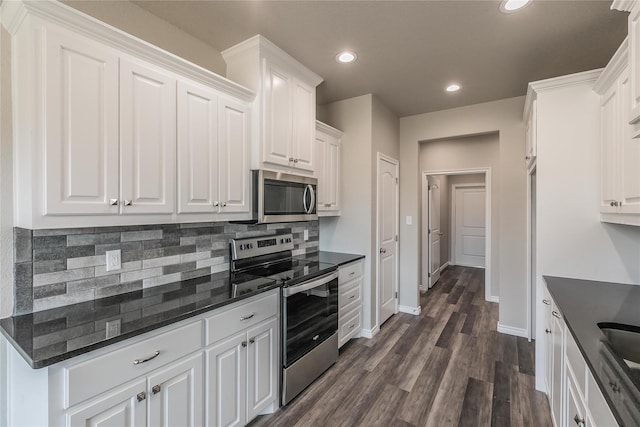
[[230, 233, 295, 260]]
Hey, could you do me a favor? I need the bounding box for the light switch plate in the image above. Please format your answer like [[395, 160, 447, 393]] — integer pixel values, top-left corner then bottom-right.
[[304, 229, 309, 241], [105, 250, 121, 271], [406, 216, 413, 225]]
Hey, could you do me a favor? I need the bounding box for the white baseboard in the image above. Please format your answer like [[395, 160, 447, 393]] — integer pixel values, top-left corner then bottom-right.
[[419, 284, 427, 292], [360, 325, 379, 339], [497, 322, 529, 338], [439, 261, 450, 273], [487, 295, 499, 303], [398, 305, 421, 315]]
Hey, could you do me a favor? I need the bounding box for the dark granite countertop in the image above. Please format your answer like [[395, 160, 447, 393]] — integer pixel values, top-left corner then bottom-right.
[[545, 276, 640, 426], [301, 251, 365, 267], [0, 272, 278, 369]]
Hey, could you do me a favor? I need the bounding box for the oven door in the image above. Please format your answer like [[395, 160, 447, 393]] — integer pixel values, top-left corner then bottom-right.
[[282, 271, 338, 368]]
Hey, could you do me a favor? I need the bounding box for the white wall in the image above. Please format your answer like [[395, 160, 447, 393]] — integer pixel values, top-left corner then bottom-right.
[[62, 0, 226, 76], [420, 135, 498, 297], [320, 95, 375, 331], [320, 94, 400, 334], [400, 96, 527, 331], [0, 25, 12, 320], [536, 81, 640, 285]]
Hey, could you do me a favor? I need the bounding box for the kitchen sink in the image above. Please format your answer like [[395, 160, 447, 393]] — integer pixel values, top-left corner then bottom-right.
[[598, 322, 640, 366]]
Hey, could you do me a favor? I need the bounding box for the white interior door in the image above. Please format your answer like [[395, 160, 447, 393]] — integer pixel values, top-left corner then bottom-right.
[[428, 177, 442, 288], [453, 185, 486, 267], [377, 155, 398, 326]]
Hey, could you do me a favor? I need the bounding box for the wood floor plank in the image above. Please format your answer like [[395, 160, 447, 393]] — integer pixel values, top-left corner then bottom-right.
[[250, 266, 552, 427]]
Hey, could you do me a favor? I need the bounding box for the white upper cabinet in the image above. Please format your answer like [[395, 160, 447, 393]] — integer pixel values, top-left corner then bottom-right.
[[620, 1, 640, 136], [594, 37, 640, 226], [44, 26, 120, 216], [2, 0, 254, 228], [524, 99, 537, 168], [223, 35, 323, 174], [177, 81, 250, 215], [120, 59, 177, 214], [315, 121, 343, 215]]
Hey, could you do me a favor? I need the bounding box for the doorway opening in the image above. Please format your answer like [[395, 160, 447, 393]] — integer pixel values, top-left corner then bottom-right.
[[421, 169, 492, 302]]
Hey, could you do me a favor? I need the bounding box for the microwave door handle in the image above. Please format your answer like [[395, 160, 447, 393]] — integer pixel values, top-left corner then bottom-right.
[[302, 184, 315, 214]]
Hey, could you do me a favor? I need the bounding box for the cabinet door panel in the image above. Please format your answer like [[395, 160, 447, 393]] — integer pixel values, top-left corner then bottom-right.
[[314, 135, 327, 208], [327, 139, 340, 209], [148, 352, 203, 427], [620, 71, 640, 214], [600, 83, 619, 213], [219, 98, 250, 213], [292, 80, 315, 171], [629, 4, 640, 125], [66, 379, 146, 427], [177, 80, 219, 213], [120, 59, 176, 214], [206, 332, 246, 427], [247, 318, 278, 421], [45, 28, 119, 215], [263, 60, 292, 167]]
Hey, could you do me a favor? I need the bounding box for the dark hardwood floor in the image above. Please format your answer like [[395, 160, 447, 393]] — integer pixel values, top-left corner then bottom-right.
[[250, 265, 553, 427]]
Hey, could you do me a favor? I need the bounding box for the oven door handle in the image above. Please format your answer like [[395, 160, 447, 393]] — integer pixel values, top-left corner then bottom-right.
[[283, 271, 338, 297]]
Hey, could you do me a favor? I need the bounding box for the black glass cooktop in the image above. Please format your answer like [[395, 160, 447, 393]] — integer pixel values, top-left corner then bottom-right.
[[234, 258, 337, 287]]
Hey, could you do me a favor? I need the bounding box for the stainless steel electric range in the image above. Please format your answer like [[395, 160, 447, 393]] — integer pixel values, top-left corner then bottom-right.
[[230, 234, 339, 405]]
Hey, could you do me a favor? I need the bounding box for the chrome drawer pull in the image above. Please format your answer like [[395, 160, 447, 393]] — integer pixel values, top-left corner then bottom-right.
[[349, 271, 355, 276], [573, 414, 585, 427], [137, 391, 146, 402], [133, 350, 160, 365], [240, 313, 255, 321], [542, 299, 551, 305], [349, 295, 355, 299], [152, 385, 161, 394], [552, 311, 561, 319]]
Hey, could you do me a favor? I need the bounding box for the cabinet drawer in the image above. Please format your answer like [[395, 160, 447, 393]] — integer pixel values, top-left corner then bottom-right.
[[339, 280, 361, 312], [566, 330, 587, 395], [65, 321, 202, 408], [339, 307, 361, 345], [205, 291, 278, 346], [339, 261, 362, 283]]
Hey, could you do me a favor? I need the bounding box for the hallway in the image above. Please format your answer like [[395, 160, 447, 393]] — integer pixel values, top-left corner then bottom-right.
[[251, 266, 553, 426]]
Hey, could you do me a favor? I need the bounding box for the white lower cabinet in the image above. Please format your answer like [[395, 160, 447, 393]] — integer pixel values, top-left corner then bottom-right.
[[205, 291, 279, 427], [68, 353, 203, 427], [338, 260, 364, 347], [544, 294, 618, 427]]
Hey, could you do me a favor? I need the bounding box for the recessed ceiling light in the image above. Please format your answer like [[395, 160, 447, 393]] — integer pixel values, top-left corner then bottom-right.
[[446, 84, 461, 92], [336, 51, 357, 64], [500, 0, 531, 13]]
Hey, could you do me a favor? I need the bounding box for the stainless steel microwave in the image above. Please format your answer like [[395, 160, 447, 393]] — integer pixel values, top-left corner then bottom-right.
[[252, 170, 318, 223]]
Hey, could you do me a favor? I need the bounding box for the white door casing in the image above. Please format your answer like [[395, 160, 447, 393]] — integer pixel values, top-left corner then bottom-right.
[[453, 185, 486, 268], [377, 154, 399, 326], [428, 177, 442, 288]]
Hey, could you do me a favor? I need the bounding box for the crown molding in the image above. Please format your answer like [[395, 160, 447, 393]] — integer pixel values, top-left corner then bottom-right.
[[611, 0, 636, 12], [2, 0, 255, 102], [223, 34, 323, 87], [593, 38, 629, 94], [316, 120, 343, 137]]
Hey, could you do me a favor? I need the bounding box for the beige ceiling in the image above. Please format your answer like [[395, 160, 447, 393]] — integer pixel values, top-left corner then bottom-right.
[[131, 0, 626, 117]]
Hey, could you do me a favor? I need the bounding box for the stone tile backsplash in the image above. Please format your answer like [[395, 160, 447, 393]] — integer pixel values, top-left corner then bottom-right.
[[13, 221, 319, 315]]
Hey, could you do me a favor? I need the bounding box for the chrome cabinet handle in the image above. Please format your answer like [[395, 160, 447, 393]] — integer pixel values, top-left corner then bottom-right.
[[349, 271, 355, 276], [552, 311, 561, 319], [137, 391, 146, 402], [241, 341, 248, 348], [349, 323, 355, 330], [573, 414, 585, 427], [289, 157, 295, 162], [133, 350, 160, 365], [542, 299, 551, 305], [349, 295, 355, 299], [240, 313, 255, 321], [545, 328, 551, 334], [109, 199, 119, 206], [124, 200, 132, 206], [152, 385, 161, 394], [222, 202, 227, 207], [249, 337, 255, 344], [609, 381, 621, 393], [379, 248, 387, 254], [213, 201, 219, 207]]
